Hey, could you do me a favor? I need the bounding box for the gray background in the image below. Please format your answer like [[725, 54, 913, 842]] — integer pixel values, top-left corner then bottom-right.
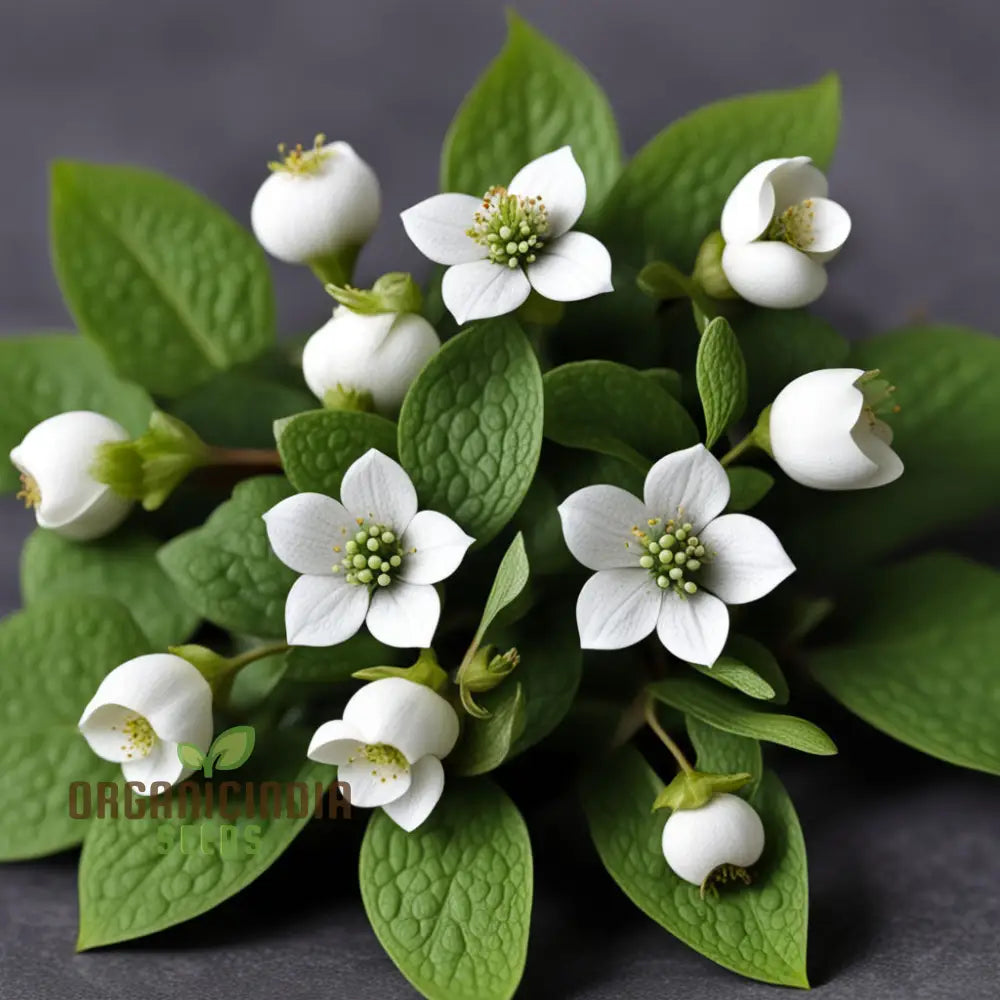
[[0, 1, 997, 997]]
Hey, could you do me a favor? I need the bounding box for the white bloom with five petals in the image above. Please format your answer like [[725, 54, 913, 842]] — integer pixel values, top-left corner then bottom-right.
[[558, 444, 794, 666], [769, 368, 904, 490], [78, 653, 213, 793], [307, 676, 459, 831], [10, 410, 132, 541], [720, 156, 851, 309], [661, 793, 765, 887], [302, 306, 440, 415], [401, 146, 613, 324], [263, 449, 474, 648]]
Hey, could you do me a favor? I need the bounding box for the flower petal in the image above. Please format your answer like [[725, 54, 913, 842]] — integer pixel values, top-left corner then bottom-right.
[[656, 590, 729, 666], [721, 241, 828, 310], [719, 158, 790, 245], [768, 157, 828, 213], [343, 677, 460, 761], [526, 232, 613, 302], [338, 757, 412, 808], [381, 755, 445, 831], [284, 573, 370, 646], [576, 569, 661, 650], [307, 718, 366, 765], [10, 410, 129, 532], [441, 259, 531, 325], [507, 146, 586, 238], [78, 653, 213, 750], [121, 740, 187, 791], [399, 510, 474, 585], [366, 581, 440, 648], [698, 513, 795, 605], [643, 444, 730, 532], [797, 196, 851, 255], [400, 193, 486, 265], [262, 492, 354, 575], [769, 368, 899, 489], [340, 449, 418, 530], [851, 419, 904, 488], [557, 485, 649, 571]]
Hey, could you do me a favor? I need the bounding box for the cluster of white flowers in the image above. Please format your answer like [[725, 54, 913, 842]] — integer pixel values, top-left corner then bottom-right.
[[15, 144, 900, 850]]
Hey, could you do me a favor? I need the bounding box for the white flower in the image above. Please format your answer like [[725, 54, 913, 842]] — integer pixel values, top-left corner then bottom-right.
[[400, 146, 613, 324], [720, 156, 851, 309], [302, 307, 440, 415], [10, 410, 132, 541], [263, 449, 474, 648], [769, 368, 904, 490], [558, 444, 794, 666], [251, 139, 381, 264], [78, 653, 213, 792], [307, 676, 459, 831], [661, 793, 765, 887]]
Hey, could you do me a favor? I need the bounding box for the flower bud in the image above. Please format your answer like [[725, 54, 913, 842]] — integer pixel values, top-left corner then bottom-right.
[[251, 139, 380, 269], [10, 410, 132, 541], [769, 368, 904, 490], [661, 792, 765, 888], [302, 307, 440, 415]]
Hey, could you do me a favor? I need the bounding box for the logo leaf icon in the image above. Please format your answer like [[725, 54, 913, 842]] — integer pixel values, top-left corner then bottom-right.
[[176, 743, 206, 770], [202, 725, 256, 777]]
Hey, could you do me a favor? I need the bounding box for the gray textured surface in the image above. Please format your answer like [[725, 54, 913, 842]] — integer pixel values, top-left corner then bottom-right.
[[0, 0, 997, 997]]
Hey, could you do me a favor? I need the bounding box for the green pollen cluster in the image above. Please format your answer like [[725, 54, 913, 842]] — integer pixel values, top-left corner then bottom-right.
[[467, 185, 548, 268], [332, 521, 403, 588], [346, 742, 409, 784], [629, 517, 711, 598], [767, 198, 816, 250]]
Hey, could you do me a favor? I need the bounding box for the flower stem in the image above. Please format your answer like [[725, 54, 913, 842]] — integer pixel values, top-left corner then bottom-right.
[[644, 695, 695, 775], [719, 433, 756, 467], [227, 641, 289, 673], [206, 446, 283, 468]]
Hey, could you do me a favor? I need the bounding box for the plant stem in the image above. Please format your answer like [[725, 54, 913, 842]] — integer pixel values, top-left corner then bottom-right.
[[644, 694, 695, 775], [228, 641, 290, 673], [719, 433, 755, 468], [206, 446, 283, 468]]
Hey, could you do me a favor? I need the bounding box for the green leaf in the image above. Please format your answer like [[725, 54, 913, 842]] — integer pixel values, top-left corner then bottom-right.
[[469, 533, 530, 652], [649, 676, 835, 755], [21, 528, 201, 649], [725, 466, 774, 512], [808, 554, 1000, 774], [582, 745, 808, 987], [441, 11, 620, 219], [691, 659, 774, 701], [77, 733, 334, 948], [0, 596, 150, 860], [686, 715, 763, 796], [207, 725, 256, 772], [696, 316, 747, 447], [360, 778, 532, 1000], [283, 633, 406, 683], [276, 408, 399, 496], [171, 371, 314, 449], [51, 161, 275, 397], [543, 360, 698, 468], [735, 307, 849, 415], [597, 74, 840, 272], [690, 635, 788, 704], [782, 326, 1000, 574], [0, 334, 154, 492], [158, 476, 296, 637], [450, 683, 526, 777], [397, 316, 543, 545]]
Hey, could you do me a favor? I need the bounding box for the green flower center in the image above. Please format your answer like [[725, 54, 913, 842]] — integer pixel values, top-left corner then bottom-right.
[[629, 516, 714, 599], [767, 198, 817, 250], [333, 521, 404, 588], [268, 133, 330, 175], [856, 369, 900, 426], [112, 713, 156, 760], [346, 742, 410, 784], [467, 186, 549, 268]]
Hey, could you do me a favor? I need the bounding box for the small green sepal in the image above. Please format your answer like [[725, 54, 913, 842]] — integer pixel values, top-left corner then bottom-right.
[[516, 289, 565, 326], [692, 230, 739, 300], [651, 769, 754, 812], [326, 271, 423, 316], [322, 385, 376, 412], [352, 648, 450, 695], [168, 643, 232, 686]]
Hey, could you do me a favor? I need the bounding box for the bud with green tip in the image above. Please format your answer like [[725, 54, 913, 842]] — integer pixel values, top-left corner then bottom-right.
[[457, 645, 520, 718], [92, 411, 210, 510]]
